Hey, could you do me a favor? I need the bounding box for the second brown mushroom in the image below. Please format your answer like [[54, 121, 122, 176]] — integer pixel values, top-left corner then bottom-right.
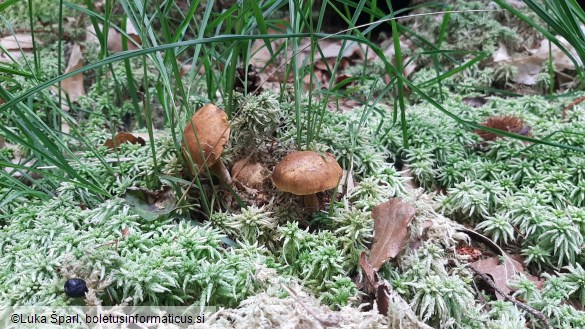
[[272, 150, 342, 214]]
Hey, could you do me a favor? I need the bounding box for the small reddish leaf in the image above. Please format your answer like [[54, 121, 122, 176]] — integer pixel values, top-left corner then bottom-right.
[[104, 132, 146, 150], [369, 198, 416, 270], [457, 245, 483, 262]]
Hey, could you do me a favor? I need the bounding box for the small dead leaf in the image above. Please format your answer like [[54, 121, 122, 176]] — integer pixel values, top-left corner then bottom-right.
[[60, 43, 86, 102], [334, 74, 353, 89], [326, 97, 361, 112], [492, 34, 581, 85], [104, 132, 146, 150], [463, 96, 488, 108], [359, 251, 378, 293], [234, 65, 263, 94], [231, 157, 269, 191], [85, 24, 139, 53], [0, 34, 34, 50], [123, 186, 176, 221], [492, 43, 511, 63], [376, 283, 391, 316], [369, 198, 416, 270], [125, 17, 141, 46], [0, 34, 37, 62], [470, 256, 523, 299], [359, 251, 392, 315]]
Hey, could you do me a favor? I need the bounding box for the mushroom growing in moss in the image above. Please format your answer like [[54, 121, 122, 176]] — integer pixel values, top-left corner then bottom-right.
[[272, 151, 343, 213], [182, 103, 232, 183]]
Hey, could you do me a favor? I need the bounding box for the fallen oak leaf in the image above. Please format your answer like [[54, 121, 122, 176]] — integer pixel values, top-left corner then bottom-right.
[[369, 198, 416, 270], [104, 132, 146, 150]]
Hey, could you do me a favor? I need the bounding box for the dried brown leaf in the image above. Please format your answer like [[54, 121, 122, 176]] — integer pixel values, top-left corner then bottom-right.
[[85, 24, 139, 53], [469, 256, 523, 299], [0, 34, 36, 62], [492, 34, 581, 85], [369, 198, 416, 270], [60, 43, 85, 102], [0, 34, 34, 50]]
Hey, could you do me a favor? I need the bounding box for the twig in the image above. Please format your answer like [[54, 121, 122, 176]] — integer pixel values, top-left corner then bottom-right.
[[561, 95, 585, 120], [471, 269, 552, 329]]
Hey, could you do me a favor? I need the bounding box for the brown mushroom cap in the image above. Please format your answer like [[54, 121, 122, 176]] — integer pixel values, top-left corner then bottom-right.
[[272, 151, 343, 195], [182, 104, 230, 175]]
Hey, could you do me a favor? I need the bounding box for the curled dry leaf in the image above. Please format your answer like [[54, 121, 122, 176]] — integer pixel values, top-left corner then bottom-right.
[[104, 132, 146, 150], [469, 256, 523, 300], [369, 198, 416, 270]]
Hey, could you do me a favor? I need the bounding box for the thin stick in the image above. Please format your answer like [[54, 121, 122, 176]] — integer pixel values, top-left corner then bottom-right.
[[561, 95, 585, 120], [471, 268, 552, 329]]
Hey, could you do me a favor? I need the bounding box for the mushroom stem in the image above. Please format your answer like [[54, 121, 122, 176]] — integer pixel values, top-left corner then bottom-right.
[[302, 194, 319, 214], [210, 160, 232, 184]]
